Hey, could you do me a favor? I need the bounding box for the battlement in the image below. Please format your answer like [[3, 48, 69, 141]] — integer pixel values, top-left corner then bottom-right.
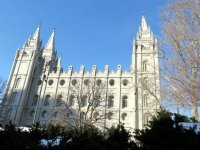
[[48, 64, 132, 78]]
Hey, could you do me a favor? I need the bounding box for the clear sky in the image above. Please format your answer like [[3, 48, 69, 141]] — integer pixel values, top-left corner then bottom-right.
[[0, 0, 167, 80]]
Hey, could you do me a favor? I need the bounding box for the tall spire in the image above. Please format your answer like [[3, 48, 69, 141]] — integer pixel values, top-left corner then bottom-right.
[[32, 24, 40, 41], [141, 16, 148, 31], [57, 55, 61, 68], [45, 29, 55, 51]]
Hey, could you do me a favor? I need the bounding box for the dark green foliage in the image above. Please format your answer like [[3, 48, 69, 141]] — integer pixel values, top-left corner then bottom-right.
[[60, 125, 106, 150], [105, 125, 137, 150], [1, 111, 199, 150], [0, 122, 137, 150], [134, 110, 200, 150], [0, 121, 40, 150]]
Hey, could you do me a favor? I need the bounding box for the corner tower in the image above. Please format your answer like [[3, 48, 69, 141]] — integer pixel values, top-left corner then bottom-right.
[[1, 26, 42, 125], [132, 16, 160, 129]]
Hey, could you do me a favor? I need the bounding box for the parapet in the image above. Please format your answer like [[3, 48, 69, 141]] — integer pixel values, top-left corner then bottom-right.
[[47, 64, 132, 78]]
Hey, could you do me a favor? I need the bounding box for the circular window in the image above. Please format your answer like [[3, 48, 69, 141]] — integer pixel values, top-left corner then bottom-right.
[[60, 79, 65, 86], [122, 113, 127, 121], [42, 110, 48, 118], [96, 79, 102, 86], [30, 110, 35, 118], [109, 79, 115, 86], [107, 112, 114, 120], [48, 79, 53, 86], [122, 79, 128, 86], [71, 79, 77, 86], [84, 79, 89, 86]]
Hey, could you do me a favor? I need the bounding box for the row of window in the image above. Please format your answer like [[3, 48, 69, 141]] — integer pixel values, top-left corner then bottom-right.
[[29, 110, 48, 118], [32, 94, 129, 109], [47, 78, 129, 87], [14, 77, 129, 89], [29, 109, 128, 121], [9, 92, 148, 108]]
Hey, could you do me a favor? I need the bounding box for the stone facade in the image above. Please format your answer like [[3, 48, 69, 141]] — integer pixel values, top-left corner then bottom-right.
[[0, 16, 160, 130]]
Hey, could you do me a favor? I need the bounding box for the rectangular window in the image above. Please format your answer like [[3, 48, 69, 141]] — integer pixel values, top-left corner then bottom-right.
[[122, 99, 127, 108], [108, 100, 113, 108]]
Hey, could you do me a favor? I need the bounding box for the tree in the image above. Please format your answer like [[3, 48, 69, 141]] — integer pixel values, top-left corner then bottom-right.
[[49, 78, 110, 129], [161, 0, 200, 120], [106, 125, 137, 150], [134, 110, 200, 150]]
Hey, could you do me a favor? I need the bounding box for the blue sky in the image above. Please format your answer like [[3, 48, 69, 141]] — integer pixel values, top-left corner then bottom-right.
[[0, 0, 167, 80]]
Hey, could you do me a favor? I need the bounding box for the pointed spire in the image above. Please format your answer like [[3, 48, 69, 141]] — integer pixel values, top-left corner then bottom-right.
[[45, 29, 55, 51], [141, 16, 148, 31], [32, 24, 40, 41], [57, 55, 61, 68]]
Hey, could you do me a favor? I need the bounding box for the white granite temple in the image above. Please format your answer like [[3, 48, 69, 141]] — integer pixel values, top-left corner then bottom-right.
[[0, 16, 160, 130]]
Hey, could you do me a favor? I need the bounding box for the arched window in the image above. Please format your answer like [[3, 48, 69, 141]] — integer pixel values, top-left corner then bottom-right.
[[93, 112, 99, 120], [15, 78, 21, 88], [54, 111, 58, 117], [143, 94, 148, 107], [107, 112, 114, 120], [30, 110, 35, 118], [67, 112, 73, 118], [143, 61, 147, 72], [6, 109, 12, 121], [56, 95, 63, 107], [44, 95, 50, 106], [122, 95, 128, 108], [144, 114, 151, 124], [122, 113, 127, 121], [108, 95, 114, 108], [81, 95, 87, 107], [10, 92, 17, 104], [69, 95, 74, 107], [42, 110, 48, 118], [80, 112, 85, 121], [94, 93, 101, 107], [141, 45, 145, 51], [32, 94, 39, 106]]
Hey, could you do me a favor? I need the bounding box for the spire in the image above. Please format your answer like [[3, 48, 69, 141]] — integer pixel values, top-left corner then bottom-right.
[[141, 16, 148, 31], [32, 24, 40, 41], [57, 55, 61, 68], [45, 29, 55, 51]]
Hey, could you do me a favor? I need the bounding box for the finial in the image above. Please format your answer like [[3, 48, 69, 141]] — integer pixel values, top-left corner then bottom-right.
[[141, 15, 148, 31], [38, 23, 41, 28], [57, 56, 61, 68], [53, 27, 56, 32], [45, 29, 55, 51], [32, 24, 40, 41]]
